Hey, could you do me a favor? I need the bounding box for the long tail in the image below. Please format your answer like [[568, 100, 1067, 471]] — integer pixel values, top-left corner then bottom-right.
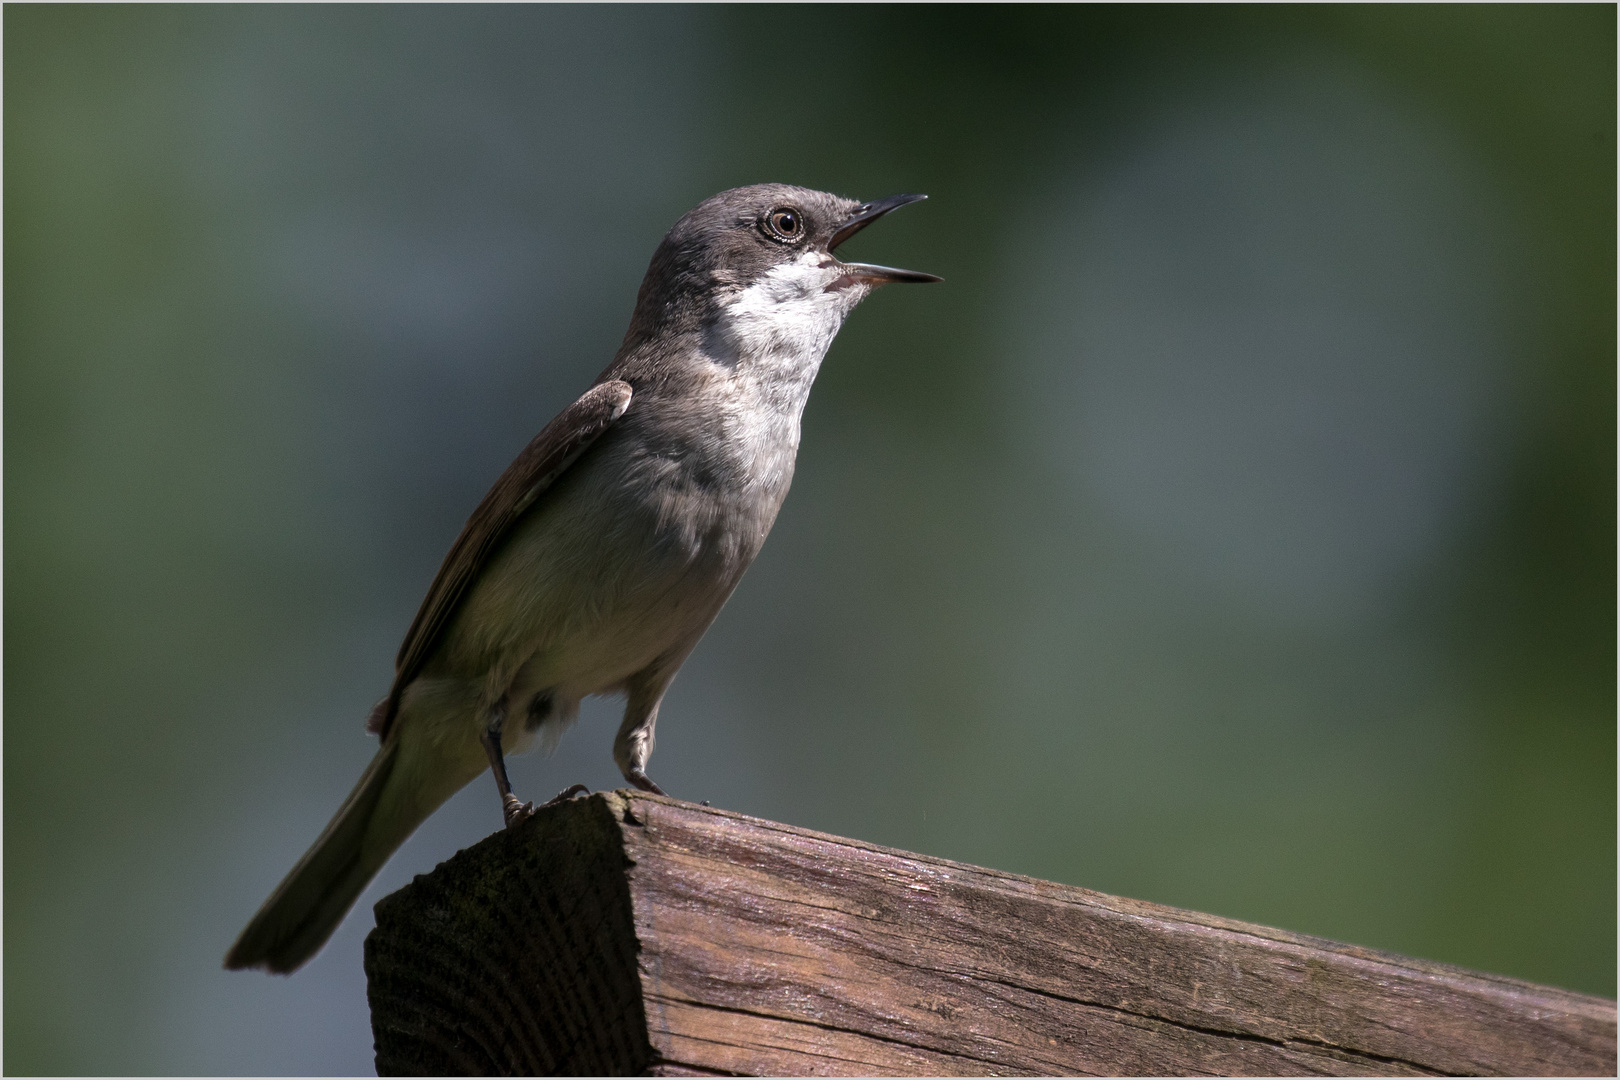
[[225, 732, 463, 974]]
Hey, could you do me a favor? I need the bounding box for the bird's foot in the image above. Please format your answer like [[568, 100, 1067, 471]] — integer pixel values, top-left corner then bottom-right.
[[626, 769, 667, 796], [502, 793, 536, 829], [541, 783, 590, 808]]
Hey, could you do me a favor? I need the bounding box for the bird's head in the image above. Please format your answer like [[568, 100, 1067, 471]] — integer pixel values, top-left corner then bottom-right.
[[625, 184, 939, 361]]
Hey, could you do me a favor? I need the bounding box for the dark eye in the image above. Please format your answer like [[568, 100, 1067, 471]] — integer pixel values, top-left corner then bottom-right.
[[765, 207, 803, 241]]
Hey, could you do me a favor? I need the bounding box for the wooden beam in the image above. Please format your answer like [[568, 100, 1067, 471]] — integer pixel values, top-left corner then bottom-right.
[[365, 791, 1615, 1076]]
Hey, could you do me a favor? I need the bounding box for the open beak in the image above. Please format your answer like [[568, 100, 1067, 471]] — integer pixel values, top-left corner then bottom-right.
[[829, 193, 942, 284]]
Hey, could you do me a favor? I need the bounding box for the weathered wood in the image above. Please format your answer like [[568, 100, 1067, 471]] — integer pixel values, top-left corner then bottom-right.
[[365, 792, 1616, 1077]]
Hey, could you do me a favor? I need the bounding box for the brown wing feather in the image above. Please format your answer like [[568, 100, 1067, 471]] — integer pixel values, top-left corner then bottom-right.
[[369, 379, 633, 740]]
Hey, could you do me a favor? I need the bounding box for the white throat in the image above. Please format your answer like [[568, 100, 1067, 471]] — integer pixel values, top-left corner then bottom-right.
[[686, 249, 871, 488], [718, 250, 871, 390]]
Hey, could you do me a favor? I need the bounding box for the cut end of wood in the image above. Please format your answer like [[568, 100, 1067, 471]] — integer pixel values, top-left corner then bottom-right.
[[367, 791, 1617, 1077], [365, 794, 651, 1075]]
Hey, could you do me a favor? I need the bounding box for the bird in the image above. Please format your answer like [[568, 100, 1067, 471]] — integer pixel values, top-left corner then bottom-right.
[[224, 184, 939, 973]]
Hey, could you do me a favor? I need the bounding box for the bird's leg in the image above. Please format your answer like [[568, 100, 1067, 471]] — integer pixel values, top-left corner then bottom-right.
[[614, 693, 668, 796], [479, 695, 534, 829]]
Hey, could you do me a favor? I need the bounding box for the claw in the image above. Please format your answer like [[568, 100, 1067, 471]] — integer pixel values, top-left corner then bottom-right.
[[627, 769, 667, 796], [541, 783, 590, 808], [502, 793, 536, 829]]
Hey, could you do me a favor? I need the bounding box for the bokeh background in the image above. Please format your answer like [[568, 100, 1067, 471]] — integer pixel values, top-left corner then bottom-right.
[[7, 5, 1614, 1074]]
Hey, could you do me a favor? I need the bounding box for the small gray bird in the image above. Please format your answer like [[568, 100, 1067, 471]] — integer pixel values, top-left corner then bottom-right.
[[225, 184, 938, 973]]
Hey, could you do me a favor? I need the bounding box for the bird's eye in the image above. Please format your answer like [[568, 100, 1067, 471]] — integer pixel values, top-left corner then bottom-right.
[[765, 208, 803, 241]]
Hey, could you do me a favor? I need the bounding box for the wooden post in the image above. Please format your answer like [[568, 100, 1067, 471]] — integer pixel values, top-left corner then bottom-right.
[[365, 791, 1615, 1076]]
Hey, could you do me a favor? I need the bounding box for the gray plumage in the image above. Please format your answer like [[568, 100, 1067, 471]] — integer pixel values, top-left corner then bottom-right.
[[225, 184, 936, 973]]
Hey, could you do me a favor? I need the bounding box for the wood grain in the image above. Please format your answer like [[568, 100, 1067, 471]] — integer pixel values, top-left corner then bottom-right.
[[366, 792, 1616, 1077]]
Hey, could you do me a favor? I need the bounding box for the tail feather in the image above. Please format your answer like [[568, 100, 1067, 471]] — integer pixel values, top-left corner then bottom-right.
[[225, 741, 404, 974]]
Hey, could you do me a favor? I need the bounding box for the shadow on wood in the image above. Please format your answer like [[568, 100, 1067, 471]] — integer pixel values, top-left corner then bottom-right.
[[365, 791, 1616, 1076]]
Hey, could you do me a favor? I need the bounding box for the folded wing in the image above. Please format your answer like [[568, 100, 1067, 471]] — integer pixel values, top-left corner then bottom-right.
[[370, 378, 634, 740]]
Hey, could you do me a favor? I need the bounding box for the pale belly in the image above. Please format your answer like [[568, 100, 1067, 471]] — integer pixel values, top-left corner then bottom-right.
[[395, 426, 785, 757]]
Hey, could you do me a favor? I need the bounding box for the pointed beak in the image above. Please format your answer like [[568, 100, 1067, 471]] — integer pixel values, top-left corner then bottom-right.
[[836, 262, 944, 285], [828, 193, 942, 284]]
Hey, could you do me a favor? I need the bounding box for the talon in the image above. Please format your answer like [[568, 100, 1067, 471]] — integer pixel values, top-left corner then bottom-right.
[[541, 783, 590, 808], [502, 794, 535, 829], [627, 769, 667, 796]]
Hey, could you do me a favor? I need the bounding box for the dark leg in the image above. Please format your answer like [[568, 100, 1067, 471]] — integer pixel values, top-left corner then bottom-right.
[[479, 695, 534, 829]]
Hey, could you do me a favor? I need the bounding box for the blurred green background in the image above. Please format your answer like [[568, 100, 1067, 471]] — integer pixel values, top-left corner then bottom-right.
[[6, 5, 1614, 1074]]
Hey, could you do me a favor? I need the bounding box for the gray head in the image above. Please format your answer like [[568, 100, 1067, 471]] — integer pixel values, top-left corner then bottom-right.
[[620, 184, 938, 359]]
